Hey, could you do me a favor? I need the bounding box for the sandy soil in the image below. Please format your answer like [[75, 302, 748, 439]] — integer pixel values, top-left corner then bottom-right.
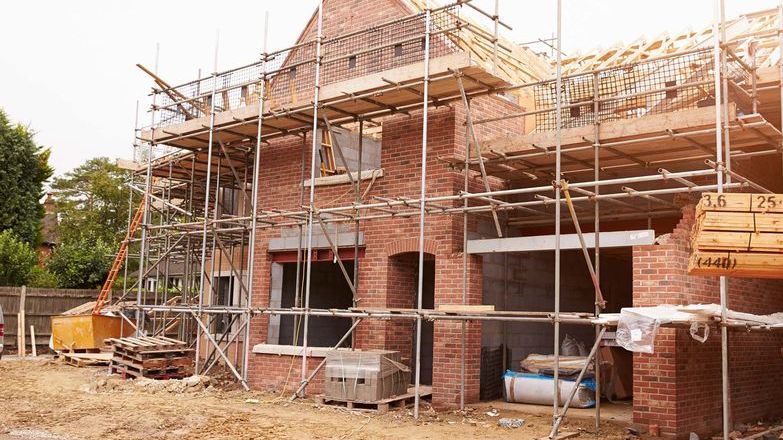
[[0, 357, 636, 440]]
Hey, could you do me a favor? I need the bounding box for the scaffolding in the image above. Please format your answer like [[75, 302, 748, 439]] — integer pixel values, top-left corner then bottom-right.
[[121, 1, 783, 439]]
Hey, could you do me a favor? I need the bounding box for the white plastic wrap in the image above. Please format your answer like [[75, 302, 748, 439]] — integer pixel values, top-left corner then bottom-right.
[[616, 309, 661, 353], [615, 305, 711, 353]]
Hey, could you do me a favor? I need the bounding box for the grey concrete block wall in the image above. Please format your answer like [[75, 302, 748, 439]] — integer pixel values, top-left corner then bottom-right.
[[315, 129, 382, 172], [478, 220, 633, 370]]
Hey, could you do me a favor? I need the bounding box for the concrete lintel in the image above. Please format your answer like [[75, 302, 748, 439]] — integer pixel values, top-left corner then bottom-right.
[[467, 229, 656, 254], [269, 230, 364, 251]]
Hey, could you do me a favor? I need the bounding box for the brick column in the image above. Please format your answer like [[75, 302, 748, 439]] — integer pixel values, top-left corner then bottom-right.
[[632, 205, 783, 439], [431, 252, 482, 408]]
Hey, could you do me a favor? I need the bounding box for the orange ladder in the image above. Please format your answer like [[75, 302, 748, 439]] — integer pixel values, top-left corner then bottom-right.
[[92, 196, 146, 315]]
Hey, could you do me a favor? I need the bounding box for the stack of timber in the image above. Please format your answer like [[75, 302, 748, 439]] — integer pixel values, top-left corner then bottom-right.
[[107, 336, 194, 380], [689, 192, 783, 278]]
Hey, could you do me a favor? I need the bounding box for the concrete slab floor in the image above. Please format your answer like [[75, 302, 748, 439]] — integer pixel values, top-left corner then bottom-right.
[[477, 399, 633, 425]]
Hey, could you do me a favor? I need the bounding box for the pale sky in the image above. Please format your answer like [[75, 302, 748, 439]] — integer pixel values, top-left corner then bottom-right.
[[1, 0, 777, 180]]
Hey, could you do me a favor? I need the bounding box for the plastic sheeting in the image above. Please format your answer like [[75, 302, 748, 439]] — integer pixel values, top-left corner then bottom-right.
[[615, 305, 711, 353], [502, 371, 596, 408]]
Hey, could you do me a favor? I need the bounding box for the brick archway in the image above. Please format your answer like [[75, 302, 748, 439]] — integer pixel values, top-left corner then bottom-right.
[[385, 237, 437, 257]]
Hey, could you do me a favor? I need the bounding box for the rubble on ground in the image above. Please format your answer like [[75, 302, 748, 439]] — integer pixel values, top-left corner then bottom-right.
[[82, 373, 215, 394]]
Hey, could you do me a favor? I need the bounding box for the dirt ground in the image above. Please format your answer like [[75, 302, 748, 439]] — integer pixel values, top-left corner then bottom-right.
[[0, 357, 637, 440]]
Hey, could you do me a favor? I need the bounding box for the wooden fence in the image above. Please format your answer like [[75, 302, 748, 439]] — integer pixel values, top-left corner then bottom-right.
[[0, 286, 100, 351]]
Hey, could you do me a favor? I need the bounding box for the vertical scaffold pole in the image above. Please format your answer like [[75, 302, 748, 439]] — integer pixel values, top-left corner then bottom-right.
[[592, 69, 601, 432], [460, 77, 470, 413], [719, 0, 732, 185], [779, 1, 783, 175], [123, 100, 139, 301], [414, 0, 432, 420], [552, 0, 563, 426], [137, 43, 160, 334], [353, 120, 363, 349], [492, 0, 499, 74], [301, 0, 325, 393], [243, 11, 269, 382], [196, 32, 220, 375], [712, 1, 730, 439]]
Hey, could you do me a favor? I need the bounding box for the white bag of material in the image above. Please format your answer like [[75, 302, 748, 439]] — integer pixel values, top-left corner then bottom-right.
[[561, 334, 587, 356], [615, 305, 701, 353], [616, 309, 661, 354], [503, 371, 595, 408]]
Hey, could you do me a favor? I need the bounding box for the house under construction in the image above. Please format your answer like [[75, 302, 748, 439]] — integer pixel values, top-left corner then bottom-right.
[[120, 1, 783, 438]]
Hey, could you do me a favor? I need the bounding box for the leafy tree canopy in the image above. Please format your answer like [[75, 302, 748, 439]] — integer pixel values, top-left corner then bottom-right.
[[51, 157, 129, 245], [0, 230, 37, 286], [46, 236, 113, 289], [0, 109, 53, 245]]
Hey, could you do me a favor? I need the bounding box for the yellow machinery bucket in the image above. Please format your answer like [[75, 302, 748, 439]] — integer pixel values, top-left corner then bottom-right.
[[51, 314, 133, 351]]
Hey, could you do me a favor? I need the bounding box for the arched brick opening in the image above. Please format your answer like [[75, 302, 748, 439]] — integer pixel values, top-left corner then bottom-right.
[[385, 249, 436, 385], [385, 237, 437, 258]]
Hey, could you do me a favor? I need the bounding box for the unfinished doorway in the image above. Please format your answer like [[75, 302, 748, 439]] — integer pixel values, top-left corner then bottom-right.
[[277, 261, 355, 347], [481, 247, 633, 401], [386, 253, 435, 385]]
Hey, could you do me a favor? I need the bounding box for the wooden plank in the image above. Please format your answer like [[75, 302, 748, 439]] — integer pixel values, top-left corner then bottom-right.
[[688, 251, 783, 278], [30, 326, 36, 357], [697, 193, 783, 214], [693, 232, 783, 254], [696, 211, 755, 232], [692, 231, 751, 252], [436, 305, 495, 313], [750, 233, 783, 252], [18, 286, 26, 357], [696, 193, 754, 213]]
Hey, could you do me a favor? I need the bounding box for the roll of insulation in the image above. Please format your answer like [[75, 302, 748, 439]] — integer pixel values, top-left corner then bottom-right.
[[502, 371, 596, 408]]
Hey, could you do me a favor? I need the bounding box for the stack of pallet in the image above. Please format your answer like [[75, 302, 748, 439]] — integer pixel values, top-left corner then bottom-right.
[[107, 336, 194, 380], [689, 192, 783, 278]]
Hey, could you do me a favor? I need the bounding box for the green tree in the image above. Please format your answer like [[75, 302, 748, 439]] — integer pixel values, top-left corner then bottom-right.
[[27, 266, 59, 288], [0, 109, 53, 245], [46, 237, 113, 288], [51, 157, 129, 244], [0, 230, 37, 286]]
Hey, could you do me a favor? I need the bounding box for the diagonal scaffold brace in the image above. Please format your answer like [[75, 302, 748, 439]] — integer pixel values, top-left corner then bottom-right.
[[547, 326, 607, 439], [560, 179, 607, 309]]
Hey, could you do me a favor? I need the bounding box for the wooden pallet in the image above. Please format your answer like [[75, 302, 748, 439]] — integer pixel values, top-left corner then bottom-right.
[[109, 363, 194, 380], [61, 352, 113, 367], [316, 386, 432, 413], [58, 348, 103, 355], [107, 336, 194, 380], [106, 336, 188, 351]]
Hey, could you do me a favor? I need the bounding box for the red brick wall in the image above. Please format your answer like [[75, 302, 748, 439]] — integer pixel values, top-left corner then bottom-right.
[[245, 91, 524, 405], [632, 205, 783, 439], [246, 105, 468, 405], [244, 0, 527, 406]]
